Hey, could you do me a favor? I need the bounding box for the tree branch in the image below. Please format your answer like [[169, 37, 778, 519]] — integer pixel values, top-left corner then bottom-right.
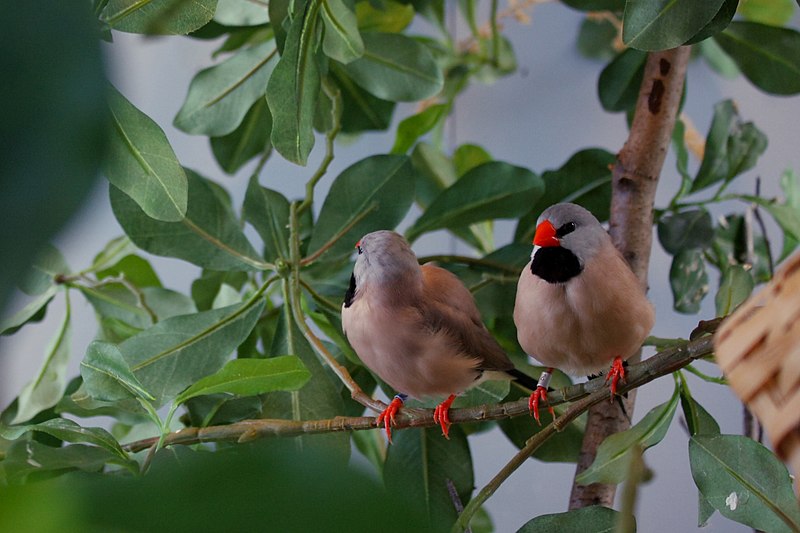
[[569, 46, 692, 509], [122, 334, 714, 455]]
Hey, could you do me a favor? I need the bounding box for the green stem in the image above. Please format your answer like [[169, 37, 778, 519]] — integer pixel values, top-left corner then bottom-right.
[[299, 277, 341, 313], [683, 363, 728, 385], [299, 201, 379, 266], [490, 0, 500, 67], [415, 255, 520, 275]]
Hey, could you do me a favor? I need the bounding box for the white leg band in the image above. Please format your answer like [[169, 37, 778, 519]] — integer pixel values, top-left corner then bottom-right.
[[537, 371, 552, 390]]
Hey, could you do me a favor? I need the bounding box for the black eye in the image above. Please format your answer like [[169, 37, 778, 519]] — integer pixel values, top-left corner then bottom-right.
[[556, 222, 576, 238], [357, 245, 363, 254]]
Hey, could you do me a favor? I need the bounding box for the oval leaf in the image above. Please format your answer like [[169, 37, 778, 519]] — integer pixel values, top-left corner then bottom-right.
[[105, 86, 188, 222], [111, 169, 266, 271], [10, 300, 72, 424], [715, 265, 754, 316], [598, 48, 647, 112], [690, 434, 800, 532], [1, 418, 127, 461], [576, 385, 679, 485], [175, 355, 311, 405], [80, 341, 156, 403], [342, 32, 443, 102], [266, 1, 322, 165], [119, 300, 266, 406], [714, 21, 800, 95], [320, 0, 364, 64], [669, 249, 709, 314], [517, 506, 629, 533], [657, 209, 714, 254], [407, 161, 543, 241], [623, 0, 727, 50], [243, 176, 291, 262], [174, 40, 278, 136], [384, 426, 473, 530], [100, 0, 218, 35], [213, 0, 269, 26], [306, 154, 416, 259], [211, 97, 272, 174]]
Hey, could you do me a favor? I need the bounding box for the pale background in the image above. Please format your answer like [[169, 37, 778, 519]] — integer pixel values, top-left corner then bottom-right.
[[2, 3, 799, 531]]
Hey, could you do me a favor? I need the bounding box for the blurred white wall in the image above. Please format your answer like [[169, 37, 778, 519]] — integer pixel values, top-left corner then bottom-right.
[[3, 4, 799, 532]]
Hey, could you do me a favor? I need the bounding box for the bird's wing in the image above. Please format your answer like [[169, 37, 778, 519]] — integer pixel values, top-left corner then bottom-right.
[[420, 264, 513, 372]]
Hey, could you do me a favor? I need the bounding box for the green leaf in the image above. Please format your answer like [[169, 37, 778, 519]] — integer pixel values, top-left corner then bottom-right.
[[407, 162, 543, 241], [0, 418, 128, 462], [111, 169, 266, 271], [2, 440, 134, 484], [116, 300, 266, 406], [561, 0, 625, 11], [692, 100, 767, 193], [453, 144, 492, 177], [355, 0, 414, 33], [739, 0, 795, 28], [342, 32, 444, 102], [175, 356, 310, 405], [266, 1, 323, 165], [213, 0, 269, 25], [598, 48, 647, 113], [678, 377, 720, 438], [105, 85, 188, 222], [20, 245, 71, 296], [669, 249, 709, 314], [658, 209, 714, 254], [306, 154, 416, 260], [320, 0, 364, 64], [81, 341, 156, 403], [714, 22, 800, 95], [497, 382, 585, 463], [699, 37, 740, 79], [577, 17, 619, 61], [243, 176, 292, 262], [576, 385, 679, 485], [96, 253, 162, 288], [100, 0, 218, 35], [0, 285, 58, 336], [330, 65, 395, 133], [10, 297, 72, 424], [515, 149, 614, 242], [715, 265, 754, 316], [622, 0, 727, 51], [264, 308, 349, 461], [391, 104, 448, 155], [517, 506, 629, 533], [690, 434, 800, 532], [174, 40, 278, 137], [685, 0, 738, 44], [211, 97, 272, 174], [384, 426, 473, 530]]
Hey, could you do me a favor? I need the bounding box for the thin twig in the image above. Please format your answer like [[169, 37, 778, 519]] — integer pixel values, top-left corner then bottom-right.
[[416, 255, 521, 275]]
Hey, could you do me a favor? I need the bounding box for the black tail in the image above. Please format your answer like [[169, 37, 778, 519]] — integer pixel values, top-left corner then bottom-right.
[[506, 368, 540, 391]]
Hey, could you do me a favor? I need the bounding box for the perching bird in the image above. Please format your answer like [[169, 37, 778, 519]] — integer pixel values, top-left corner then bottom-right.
[[342, 230, 536, 440], [513, 203, 655, 423]]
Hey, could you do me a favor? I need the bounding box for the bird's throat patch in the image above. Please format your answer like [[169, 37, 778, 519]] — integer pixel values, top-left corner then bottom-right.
[[530, 246, 582, 283], [343, 273, 356, 308]]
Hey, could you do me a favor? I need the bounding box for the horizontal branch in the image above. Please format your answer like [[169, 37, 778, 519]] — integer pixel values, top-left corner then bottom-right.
[[123, 335, 714, 453]]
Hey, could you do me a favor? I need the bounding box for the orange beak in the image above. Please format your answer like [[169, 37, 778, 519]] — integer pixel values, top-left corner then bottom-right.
[[533, 220, 559, 247]]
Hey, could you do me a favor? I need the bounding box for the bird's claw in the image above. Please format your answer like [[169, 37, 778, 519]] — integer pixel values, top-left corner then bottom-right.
[[433, 394, 456, 439], [377, 396, 405, 443], [604, 356, 626, 400], [528, 386, 554, 425]]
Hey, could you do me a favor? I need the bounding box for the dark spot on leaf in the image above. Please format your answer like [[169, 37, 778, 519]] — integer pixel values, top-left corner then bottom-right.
[[648, 79, 665, 114]]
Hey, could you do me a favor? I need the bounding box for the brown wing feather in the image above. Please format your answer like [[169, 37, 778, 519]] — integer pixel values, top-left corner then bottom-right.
[[420, 264, 513, 372]]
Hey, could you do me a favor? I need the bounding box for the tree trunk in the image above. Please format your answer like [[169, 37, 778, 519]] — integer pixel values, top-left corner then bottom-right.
[[569, 46, 692, 509]]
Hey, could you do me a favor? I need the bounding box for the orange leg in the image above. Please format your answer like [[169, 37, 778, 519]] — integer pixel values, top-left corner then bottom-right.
[[604, 356, 626, 400], [433, 394, 457, 439], [528, 368, 555, 425], [376, 394, 406, 443]]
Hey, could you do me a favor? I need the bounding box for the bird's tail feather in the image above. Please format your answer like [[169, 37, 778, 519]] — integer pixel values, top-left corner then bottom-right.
[[506, 368, 541, 391]]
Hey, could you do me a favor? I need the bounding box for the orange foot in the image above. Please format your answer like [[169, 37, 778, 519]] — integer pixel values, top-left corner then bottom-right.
[[376, 394, 406, 443], [528, 386, 555, 425], [528, 368, 555, 425], [433, 394, 456, 439], [604, 356, 626, 400]]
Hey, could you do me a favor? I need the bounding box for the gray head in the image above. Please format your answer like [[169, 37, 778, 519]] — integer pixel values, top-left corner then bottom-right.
[[529, 203, 609, 283], [345, 231, 422, 306]]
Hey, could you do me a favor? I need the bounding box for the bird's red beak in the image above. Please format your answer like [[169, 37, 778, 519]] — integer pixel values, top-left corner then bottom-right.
[[533, 220, 559, 247]]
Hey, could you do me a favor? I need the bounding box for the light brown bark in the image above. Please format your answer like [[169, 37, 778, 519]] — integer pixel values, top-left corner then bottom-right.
[[569, 46, 692, 509]]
